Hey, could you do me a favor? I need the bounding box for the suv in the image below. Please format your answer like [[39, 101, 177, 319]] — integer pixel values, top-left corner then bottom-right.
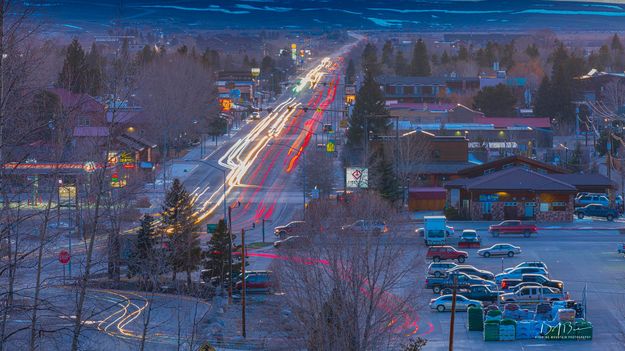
[[520, 274, 563, 290], [495, 267, 549, 283], [274, 221, 305, 238], [427, 262, 458, 277], [504, 261, 548, 273], [341, 220, 388, 234], [448, 265, 495, 281], [575, 194, 609, 207], [574, 204, 619, 221], [499, 286, 564, 304], [426, 246, 468, 263]]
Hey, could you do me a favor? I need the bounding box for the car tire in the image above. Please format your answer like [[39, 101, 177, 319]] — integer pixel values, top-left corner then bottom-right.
[[436, 305, 445, 312], [492, 230, 500, 237], [433, 256, 441, 262], [507, 251, 515, 257], [484, 252, 491, 258], [434, 271, 442, 278], [523, 230, 531, 238], [457, 256, 466, 263], [607, 214, 614, 221], [577, 213, 584, 219], [433, 286, 442, 294]]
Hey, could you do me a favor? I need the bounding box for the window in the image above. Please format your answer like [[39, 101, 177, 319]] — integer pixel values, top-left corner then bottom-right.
[[422, 86, 433, 95], [504, 202, 517, 206], [404, 86, 414, 95], [481, 202, 492, 214], [483, 168, 495, 175], [79, 116, 90, 126], [540, 203, 549, 212], [502, 163, 514, 169]]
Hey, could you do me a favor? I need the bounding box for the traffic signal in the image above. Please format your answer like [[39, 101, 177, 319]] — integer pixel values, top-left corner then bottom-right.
[[111, 172, 119, 183]]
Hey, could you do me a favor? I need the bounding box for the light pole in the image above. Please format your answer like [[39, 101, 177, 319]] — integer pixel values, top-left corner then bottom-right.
[[270, 141, 307, 220]]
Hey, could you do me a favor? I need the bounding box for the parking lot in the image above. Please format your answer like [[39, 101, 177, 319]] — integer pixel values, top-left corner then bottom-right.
[[418, 224, 625, 350]]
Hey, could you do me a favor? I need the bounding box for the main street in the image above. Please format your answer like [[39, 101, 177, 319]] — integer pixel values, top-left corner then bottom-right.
[[179, 35, 363, 247]]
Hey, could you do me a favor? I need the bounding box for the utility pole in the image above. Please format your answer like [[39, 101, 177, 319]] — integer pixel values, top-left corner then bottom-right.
[[262, 218, 265, 242], [241, 228, 246, 338], [448, 275, 458, 351], [228, 206, 233, 304]]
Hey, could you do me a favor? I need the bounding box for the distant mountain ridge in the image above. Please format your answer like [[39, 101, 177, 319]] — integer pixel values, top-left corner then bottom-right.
[[32, 0, 625, 32]]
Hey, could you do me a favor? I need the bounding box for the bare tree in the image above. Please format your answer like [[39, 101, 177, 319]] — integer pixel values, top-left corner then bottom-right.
[[301, 149, 335, 198], [274, 192, 424, 350], [396, 131, 432, 188], [602, 78, 625, 115]]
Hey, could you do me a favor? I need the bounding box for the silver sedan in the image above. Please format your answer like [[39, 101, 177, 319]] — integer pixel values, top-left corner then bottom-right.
[[478, 243, 521, 258]]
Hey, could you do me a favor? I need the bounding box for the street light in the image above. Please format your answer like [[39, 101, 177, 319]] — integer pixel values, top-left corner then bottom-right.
[[269, 141, 307, 220], [195, 160, 228, 224]]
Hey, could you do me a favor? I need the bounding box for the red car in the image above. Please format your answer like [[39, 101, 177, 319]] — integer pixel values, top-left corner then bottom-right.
[[235, 270, 273, 293], [488, 220, 537, 237], [426, 246, 468, 263]]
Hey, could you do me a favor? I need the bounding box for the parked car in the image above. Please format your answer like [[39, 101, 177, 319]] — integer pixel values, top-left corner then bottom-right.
[[495, 267, 549, 283], [488, 220, 537, 237], [48, 221, 71, 229], [503, 261, 548, 273], [235, 270, 273, 293], [426, 246, 468, 263], [618, 243, 625, 255], [441, 284, 501, 303], [251, 111, 261, 119], [273, 235, 310, 249], [426, 273, 496, 293], [460, 230, 480, 242], [499, 286, 564, 304], [574, 204, 619, 221], [430, 294, 482, 312], [341, 220, 388, 234], [447, 265, 495, 281], [478, 243, 521, 258], [519, 274, 563, 290], [427, 262, 458, 277], [575, 194, 609, 207], [274, 221, 305, 238]]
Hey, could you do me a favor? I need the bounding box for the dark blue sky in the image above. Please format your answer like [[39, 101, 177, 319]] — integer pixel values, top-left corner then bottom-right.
[[31, 1, 625, 32]]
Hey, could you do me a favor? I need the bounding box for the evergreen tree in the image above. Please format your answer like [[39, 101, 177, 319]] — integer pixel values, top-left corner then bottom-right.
[[250, 57, 258, 68], [569, 142, 583, 169], [161, 179, 201, 286], [473, 84, 517, 117], [534, 76, 553, 118], [346, 71, 389, 149], [361, 42, 380, 75], [597, 45, 611, 70], [440, 51, 450, 65], [381, 40, 394, 67], [457, 45, 469, 61], [137, 45, 156, 66], [261, 55, 274, 73], [129, 215, 157, 287], [611, 33, 623, 52], [431, 53, 439, 66], [525, 44, 539, 59], [202, 219, 242, 286], [177, 44, 188, 56], [501, 42, 515, 70], [346, 59, 356, 85], [410, 39, 431, 76], [58, 38, 86, 93], [84, 43, 103, 96], [371, 145, 400, 202], [394, 50, 408, 75], [242, 54, 251, 68]]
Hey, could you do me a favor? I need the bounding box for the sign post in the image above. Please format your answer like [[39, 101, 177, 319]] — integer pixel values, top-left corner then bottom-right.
[[59, 249, 71, 284]]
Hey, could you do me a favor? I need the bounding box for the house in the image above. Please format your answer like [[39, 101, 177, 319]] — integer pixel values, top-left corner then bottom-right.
[[217, 70, 256, 107], [444, 156, 615, 221], [378, 75, 482, 104]]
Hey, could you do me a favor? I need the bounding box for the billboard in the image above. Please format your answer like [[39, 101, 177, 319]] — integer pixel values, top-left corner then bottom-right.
[[219, 98, 232, 111], [346, 167, 368, 188]]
